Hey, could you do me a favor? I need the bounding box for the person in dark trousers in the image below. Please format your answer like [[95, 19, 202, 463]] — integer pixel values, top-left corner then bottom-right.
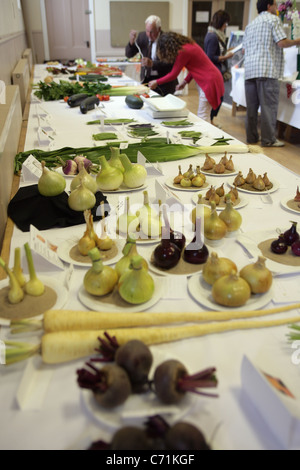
[[204, 10, 234, 127], [125, 15, 178, 96], [243, 0, 300, 147]]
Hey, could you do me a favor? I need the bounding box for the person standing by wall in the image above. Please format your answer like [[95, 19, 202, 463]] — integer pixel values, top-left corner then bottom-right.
[[125, 15, 178, 96], [148, 32, 224, 122], [243, 0, 300, 147], [204, 10, 234, 126]]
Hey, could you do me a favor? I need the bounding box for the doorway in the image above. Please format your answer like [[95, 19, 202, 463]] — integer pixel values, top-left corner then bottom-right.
[[43, 0, 94, 62]]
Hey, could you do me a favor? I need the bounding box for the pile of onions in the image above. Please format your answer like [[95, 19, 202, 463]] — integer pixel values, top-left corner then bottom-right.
[[240, 256, 273, 294], [202, 252, 237, 286]]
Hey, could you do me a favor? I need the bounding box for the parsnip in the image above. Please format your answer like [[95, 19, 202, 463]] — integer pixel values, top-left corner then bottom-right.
[[42, 303, 300, 333], [40, 315, 300, 364]]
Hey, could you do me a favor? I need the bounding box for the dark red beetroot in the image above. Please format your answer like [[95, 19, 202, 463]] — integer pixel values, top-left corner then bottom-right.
[[164, 422, 210, 451], [76, 362, 132, 409], [153, 359, 218, 405], [115, 339, 153, 393]]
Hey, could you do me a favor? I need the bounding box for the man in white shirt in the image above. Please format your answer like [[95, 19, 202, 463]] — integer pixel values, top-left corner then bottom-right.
[[243, 0, 300, 147]]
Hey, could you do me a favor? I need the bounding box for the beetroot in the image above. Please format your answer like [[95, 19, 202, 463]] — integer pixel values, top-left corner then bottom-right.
[[77, 362, 132, 409], [115, 340, 153, 393], [153, 359, 218, 404]]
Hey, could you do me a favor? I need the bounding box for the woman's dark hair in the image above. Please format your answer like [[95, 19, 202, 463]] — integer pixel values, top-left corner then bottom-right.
[[210, 10, 231, 29], [156, 32, 194, 63], [257, 0, 274, 13]]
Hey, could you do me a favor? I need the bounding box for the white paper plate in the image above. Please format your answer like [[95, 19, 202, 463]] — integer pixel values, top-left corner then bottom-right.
[[78, 275, 165, 312], [102, 183, 147, 193], [57, 238, 123, 267], [187, 274, 274, 312], [280, 198, 300, 215], [0, 276, 68, 326], [165, 177, 210, 192], [80, 349, 194, 430], [191, 192, 249, 211], [227, 178, 279, 195]]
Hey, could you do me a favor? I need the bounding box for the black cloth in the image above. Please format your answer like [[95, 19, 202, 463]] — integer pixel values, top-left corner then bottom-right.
[[7, 185, 110, 232], [125, 31, 178, 96]]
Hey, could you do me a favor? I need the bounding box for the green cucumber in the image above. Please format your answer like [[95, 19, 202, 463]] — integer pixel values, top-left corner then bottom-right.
[[67, 93, 89, 107], [80, 96, 100, 114]]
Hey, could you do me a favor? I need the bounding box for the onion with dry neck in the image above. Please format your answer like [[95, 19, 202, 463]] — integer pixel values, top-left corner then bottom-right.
[[212, 271, 251, 307], [202, 252, 237, 286], [239, 256, 272, 294], [219, 194, 242, 232], [68, 180, 96, 211], [84, 247, 118, 296], [38, 161, 66, 197]]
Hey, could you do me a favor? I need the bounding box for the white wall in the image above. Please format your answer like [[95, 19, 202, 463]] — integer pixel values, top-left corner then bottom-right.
[[0, 0, 25, 36]]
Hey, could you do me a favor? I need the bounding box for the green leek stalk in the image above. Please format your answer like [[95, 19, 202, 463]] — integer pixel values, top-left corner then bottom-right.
[[24, 243, 45, 297], [0, 256, 24, 304], [84, 247, 118, 296], [3, 341, 40, 365], [118, 255, 155, 304]]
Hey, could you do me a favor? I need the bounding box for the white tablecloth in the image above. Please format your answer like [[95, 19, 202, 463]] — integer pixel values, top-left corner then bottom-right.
[[0, 65, 300, 450]]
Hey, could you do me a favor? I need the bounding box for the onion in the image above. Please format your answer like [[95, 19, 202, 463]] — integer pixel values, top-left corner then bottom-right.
[[202, 252, 237, 285], [283, 221, 299, 246], [108, 147, 125, 173], [204, 202, 227, 241], [115, 236, 148, 278], [219, 194, 242, 232], [239, 256, 272, 294], [183, 216, 209, 265], [118, 255, 155, 304], [117, 197, 139, 236], [270, 234, 288, 254], [153, 226, 181, 269], [38, 161, 66, 197], [291, 240, 300, 256], [70, 161, 98, 194], [96, 155, 123, 191], [119, 153, 147, 189], [212, 272, 251, 307], [84, 247, 118, 296], [68, 180, 96, 212]]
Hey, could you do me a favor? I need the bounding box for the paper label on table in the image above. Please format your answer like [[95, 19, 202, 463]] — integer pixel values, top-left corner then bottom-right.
[[29, 225, 65, 270], [137, 151, 163, 175], [119, 142, 128, 149], [21, 155, 43, 182], [155, 180, 184, 209]]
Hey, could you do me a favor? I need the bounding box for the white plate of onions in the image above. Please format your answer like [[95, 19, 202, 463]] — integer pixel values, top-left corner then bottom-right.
[[187, 273, 274, 312], [57, 238, 123, 267], [77, 274, 166, 313], [227, 178, 280, 195]]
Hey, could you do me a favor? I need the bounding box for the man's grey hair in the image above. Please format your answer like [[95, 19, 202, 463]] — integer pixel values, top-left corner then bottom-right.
[[145, 15, 161, 28]]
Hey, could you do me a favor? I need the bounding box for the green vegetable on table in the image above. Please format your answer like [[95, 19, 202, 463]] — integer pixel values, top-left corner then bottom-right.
[[86, 118, 136, 125], [161, 119, 193, 127], [92, 133, 118, 141], [211, 136, 233, 146]]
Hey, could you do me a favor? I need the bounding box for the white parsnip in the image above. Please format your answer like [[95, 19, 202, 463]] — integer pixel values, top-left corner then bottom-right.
[[41, 315, 300, 364], [42, 303, 300, 333]]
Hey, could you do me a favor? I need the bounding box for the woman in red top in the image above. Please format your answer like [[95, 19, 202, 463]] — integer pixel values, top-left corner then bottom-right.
[[148, 32, 224, 121]]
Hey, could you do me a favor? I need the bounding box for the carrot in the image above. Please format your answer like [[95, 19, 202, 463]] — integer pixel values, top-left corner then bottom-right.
[[39, 314, 300, 364], [41, 303, 300, 333]]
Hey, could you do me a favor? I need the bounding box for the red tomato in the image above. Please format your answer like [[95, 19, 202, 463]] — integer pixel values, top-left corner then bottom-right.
[[63, 96, 69, 102]]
